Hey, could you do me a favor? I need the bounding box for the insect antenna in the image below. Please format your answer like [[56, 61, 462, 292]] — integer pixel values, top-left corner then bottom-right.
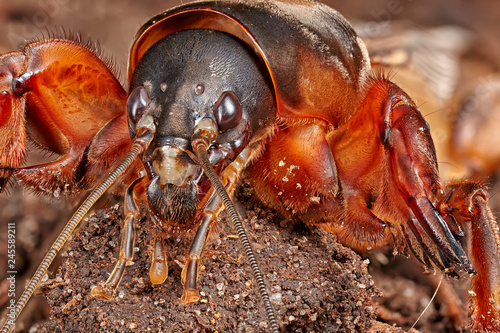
[[0, 132, 153, 333], [192, 138, 280, 333]]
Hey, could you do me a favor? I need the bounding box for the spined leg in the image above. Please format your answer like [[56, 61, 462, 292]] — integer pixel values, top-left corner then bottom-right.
[[0, 39, 130, 195], [437, 182, 500, 331], [386, 104, 474, 273], [91, 177, 145, 300], [328, 77, 500, 330], [321, 78, 473, 272]]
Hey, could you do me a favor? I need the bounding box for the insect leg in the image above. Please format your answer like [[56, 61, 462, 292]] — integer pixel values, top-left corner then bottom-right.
[[247, 122, 339, 219], [181, 148, 250, 304], [91, 177, 145, 300], [437, 182, 500, 332], [381, 97, 474, 273], [181, 191, 221, 303], [0, 39, 129, 195], [324, 77, 478, 272]]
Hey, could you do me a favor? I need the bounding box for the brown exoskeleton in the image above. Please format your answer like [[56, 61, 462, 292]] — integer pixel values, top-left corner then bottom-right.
[[1, 1, 499, 332]]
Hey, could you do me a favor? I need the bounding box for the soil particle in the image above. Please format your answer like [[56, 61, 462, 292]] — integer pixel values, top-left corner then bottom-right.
[[33, 186, 394, 333]]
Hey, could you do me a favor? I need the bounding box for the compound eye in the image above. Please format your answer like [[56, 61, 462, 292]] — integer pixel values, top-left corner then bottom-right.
[[127, 86, 150, 125], [213, 91, 242, 133]]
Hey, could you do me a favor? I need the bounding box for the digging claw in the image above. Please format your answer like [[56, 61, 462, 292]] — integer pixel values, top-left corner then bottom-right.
[[409, 196, 475, 274]]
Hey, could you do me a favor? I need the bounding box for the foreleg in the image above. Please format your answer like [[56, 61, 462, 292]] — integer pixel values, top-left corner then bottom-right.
[[91, 177, 146, 300], [181, 148, 251, 304], [0, 39, 130, 195]]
